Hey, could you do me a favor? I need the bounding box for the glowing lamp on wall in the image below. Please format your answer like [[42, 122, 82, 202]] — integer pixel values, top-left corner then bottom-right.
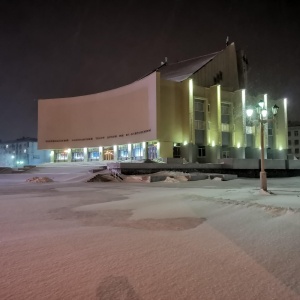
[[212, 141, 215, 147], [183, 141, 188, 146]]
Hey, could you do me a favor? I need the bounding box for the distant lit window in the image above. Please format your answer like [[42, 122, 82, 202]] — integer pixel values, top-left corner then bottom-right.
[[221, 123, 230, 132], [295, 131, 299, 137], [195, 120, 206, 130]]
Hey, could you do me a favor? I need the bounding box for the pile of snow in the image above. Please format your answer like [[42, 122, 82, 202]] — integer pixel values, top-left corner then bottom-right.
[[123, 175, 151, 183], [164, 176, 180, 183], [26, 176, 54, 183]]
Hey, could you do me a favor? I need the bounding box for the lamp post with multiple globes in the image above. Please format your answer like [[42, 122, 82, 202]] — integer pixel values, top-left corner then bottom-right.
[[246, 100, 279, 192]]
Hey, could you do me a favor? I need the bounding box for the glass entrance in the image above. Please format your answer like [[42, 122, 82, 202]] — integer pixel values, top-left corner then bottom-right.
[[104, 147, 114, 160]]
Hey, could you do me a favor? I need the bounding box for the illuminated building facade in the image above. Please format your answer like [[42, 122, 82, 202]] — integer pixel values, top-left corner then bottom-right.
[[38, 43, 288, 163]]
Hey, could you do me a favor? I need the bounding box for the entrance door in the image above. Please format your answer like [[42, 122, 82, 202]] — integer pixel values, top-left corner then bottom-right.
[[104, 147, 114, 160]]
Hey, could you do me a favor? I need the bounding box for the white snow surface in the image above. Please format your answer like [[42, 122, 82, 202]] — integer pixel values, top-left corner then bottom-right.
[[0, 164, 300, 299]]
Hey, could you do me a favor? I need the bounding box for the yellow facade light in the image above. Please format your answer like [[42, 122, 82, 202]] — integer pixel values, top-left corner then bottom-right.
[[189, 79, 193, 94]]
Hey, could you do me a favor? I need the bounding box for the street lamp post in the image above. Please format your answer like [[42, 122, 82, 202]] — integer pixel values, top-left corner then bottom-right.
[[246, 100, 279, 192]]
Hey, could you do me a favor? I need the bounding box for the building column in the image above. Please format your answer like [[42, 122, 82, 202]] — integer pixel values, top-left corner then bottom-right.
[[113, 145, 117, 161], [50, 150, 54, 163], [67, 149, 72, 162], [99, 147, 103, 162], [83, 148, 88, 162], [208, 85, 222, 162], [127, 144, 132, 160]]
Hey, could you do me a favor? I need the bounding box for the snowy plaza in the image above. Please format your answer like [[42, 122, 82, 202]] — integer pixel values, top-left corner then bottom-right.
[[0, 164, 300, 299]]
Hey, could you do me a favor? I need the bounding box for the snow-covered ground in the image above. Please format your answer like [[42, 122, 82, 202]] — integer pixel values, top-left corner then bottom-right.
[[0, 165, 300, 299]]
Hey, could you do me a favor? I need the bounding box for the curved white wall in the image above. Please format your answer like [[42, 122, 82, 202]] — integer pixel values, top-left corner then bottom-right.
[[38, 73, 157, 149]]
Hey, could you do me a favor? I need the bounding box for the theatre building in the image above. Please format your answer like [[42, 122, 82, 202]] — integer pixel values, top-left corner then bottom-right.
[[38, 42, 288, 163]]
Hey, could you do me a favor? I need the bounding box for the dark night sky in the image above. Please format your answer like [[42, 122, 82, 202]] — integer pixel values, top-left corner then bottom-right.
[[1, 0, 299, 141]]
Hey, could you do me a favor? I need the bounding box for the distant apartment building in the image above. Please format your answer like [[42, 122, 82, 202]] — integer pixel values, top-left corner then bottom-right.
[[288, 123, 300, 159], [0, 137, 50, 168]]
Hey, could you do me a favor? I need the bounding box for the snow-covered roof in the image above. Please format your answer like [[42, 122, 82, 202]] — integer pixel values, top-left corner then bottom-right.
[[158, 51, 221, 82]]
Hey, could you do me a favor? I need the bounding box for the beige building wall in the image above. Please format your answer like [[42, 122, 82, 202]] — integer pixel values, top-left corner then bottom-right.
[[193, 43, 240, 91], [157, 77, 190, 158], [208, 85, 221, 147], [273, 98, 288, 151], [38, 72, 158, 150], [232, 89, 246, 148]]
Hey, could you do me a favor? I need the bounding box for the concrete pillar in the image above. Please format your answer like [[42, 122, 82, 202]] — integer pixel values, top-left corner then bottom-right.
[[113, 145, 117, 161], [50, 150, 54, 163], [99, 147, 103, 162], [83, 147, 88, 162]]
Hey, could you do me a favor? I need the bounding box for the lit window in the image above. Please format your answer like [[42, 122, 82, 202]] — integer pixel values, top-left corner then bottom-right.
[[195, 120, 205, 130]]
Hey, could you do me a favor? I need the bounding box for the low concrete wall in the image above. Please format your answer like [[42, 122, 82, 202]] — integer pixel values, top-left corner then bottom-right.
[[264, 159, 286, 170], [220, 158, 289, 170], [287, 160, 300, 169], [108, 162, 225, 171], [163, 158, 183, 164], [219, 158, 259, 169], [106, 160, 300, 178]]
